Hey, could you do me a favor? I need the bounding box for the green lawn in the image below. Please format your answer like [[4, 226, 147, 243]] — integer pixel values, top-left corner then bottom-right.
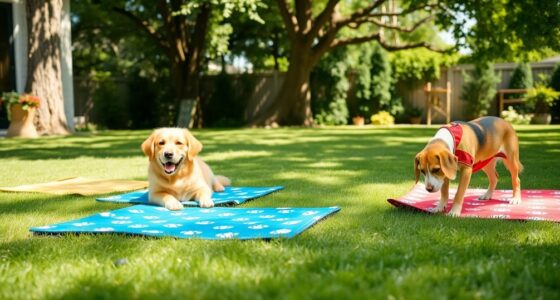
[[1, 126, 559, 299]]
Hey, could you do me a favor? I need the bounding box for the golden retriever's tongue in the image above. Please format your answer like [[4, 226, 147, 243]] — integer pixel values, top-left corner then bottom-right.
[[164, 162, 176, 173]]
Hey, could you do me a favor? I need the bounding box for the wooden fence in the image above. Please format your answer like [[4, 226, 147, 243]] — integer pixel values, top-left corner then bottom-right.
[[400, 61, 558, 123], [73, 62, 558, 126]]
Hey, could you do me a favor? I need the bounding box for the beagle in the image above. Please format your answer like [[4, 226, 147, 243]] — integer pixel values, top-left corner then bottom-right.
[[414, 116, 523, 216]]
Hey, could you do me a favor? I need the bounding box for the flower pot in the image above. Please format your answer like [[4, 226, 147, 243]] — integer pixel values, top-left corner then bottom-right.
[[6, 104, 39, 138], [531, 113, 551, 125], [409, 116, 421, 124], [352, 116, 365, 126]]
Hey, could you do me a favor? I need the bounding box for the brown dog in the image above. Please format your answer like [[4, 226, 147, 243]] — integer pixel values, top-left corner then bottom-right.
[[414, 116, 523, 216], [141, 128, 230, 210]]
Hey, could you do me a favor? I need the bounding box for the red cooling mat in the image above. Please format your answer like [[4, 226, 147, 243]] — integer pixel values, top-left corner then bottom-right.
[[388, 184, 560, 222]]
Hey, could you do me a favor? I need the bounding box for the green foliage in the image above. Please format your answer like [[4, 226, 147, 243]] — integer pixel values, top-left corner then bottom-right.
[[311, 48, 350, 125], [370, 111, 395, 125], [461, 63, 500, 117], [500, 106, 531, 125], [551, 63, 560, 92], [507, 63, 533, 104], [391, 49, 457, 87], [404, 106, 423, 118], [551, 63, 560, 123], [369, 45, 393, 114], [525, 84, 560, 114], [509, 63, 533, 90], [438, 0, 560, 61]]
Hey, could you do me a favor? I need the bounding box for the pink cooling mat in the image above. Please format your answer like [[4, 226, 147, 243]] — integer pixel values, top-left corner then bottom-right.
[[388, 184, 560, 222]]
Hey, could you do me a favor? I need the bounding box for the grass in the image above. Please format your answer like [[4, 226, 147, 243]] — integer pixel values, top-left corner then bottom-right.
[[0, 125, 559, 299]]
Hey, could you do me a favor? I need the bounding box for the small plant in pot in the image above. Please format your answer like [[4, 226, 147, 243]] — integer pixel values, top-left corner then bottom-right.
[[524, 83, 560, 124], [352, 105, 369, 126], [405, 106, 422, 124], [0, 91, 41, 138]]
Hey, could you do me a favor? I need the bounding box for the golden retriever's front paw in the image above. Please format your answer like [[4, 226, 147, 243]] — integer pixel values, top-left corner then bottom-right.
[[447, 206, 462, 217], [199, 198, 214, 208], [164, 200, 183, 211]]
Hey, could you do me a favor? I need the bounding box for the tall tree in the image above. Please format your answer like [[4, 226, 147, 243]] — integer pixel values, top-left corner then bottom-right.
[[249, 0, 443, 126], [26, 0, 70, 135], [108, 0, 262, 127]]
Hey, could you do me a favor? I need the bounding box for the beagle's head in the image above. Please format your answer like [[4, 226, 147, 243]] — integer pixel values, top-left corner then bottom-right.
[[414, 142, 458, 193], [141, 128, 202, 176]]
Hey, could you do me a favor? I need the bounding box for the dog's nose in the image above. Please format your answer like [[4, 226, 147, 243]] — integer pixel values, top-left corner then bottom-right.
[[426, 185, 434, 192], [164, 151, 173, 159]]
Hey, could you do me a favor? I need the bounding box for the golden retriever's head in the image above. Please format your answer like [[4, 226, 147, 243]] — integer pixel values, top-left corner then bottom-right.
[[414, 142, 457, 192], [141, 128, 202, 175]]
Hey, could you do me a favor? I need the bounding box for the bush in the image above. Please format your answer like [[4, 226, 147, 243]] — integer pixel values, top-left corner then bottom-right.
[[370, 111, 394, 125], [500, 106, 531, 125], [311, 47, 350, 125], [524, 83, 560, 114], [507, 62, 533, 113], [461, 63, 500, 117], [550, 63, 560, 123]]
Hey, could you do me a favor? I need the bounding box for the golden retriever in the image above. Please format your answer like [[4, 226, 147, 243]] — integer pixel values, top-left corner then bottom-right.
[[141, 128, 230, 210]]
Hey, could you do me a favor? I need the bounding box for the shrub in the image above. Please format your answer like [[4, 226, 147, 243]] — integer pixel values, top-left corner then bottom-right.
[[370, 111, 394, 125], [550, 63, 560, 123], [507, 62, 533, 113], [461, 63, 500, 117], [508, 62, 533, 92], [524, 83, 560, 114], [500, 106, 531, 125], [311, 47, 350, 125]]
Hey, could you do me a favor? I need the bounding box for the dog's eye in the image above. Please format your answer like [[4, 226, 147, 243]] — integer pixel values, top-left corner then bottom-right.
[[158, 140, 165, 145], [432, 168, 440, 173], [176, 141, 184, 145]]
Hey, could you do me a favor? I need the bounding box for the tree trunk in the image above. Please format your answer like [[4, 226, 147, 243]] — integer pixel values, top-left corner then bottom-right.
[[25, 0, 69, 135], [250, 47, 314, 126]]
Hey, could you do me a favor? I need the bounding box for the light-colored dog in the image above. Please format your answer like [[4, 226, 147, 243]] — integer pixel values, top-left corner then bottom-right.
[[414, 116, 523, 216], [141, 128, 230, 210]]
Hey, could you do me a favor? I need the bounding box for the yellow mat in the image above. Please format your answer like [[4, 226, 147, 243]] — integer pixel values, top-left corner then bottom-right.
[[0, 177, 148, 196]]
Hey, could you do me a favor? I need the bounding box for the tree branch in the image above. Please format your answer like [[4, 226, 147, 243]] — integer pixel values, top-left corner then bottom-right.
[[330, 32, 444, 52], [349, 15, 434, 33], [276, 0, 298, 39], [111, 7, 169, 51], [308, 0, 339, 37]]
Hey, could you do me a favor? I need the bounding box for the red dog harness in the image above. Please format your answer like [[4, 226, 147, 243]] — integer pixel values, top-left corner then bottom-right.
[[442, 123, 507, 173]]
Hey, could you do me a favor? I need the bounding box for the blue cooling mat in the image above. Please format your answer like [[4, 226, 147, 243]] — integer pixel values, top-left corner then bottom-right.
[[96, 186, 284, 207], [30, 205, 340, 240]]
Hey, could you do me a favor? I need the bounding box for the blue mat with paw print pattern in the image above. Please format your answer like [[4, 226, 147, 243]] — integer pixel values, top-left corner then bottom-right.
[[96, 186, 284, 207], [30, 205, 340, 240]]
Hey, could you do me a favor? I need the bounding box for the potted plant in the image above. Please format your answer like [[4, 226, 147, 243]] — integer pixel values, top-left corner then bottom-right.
[[405, 106, 423, 124], [524, 84, 560, 124], [1, 91, 40, 138], [352, 105, 369, 126]]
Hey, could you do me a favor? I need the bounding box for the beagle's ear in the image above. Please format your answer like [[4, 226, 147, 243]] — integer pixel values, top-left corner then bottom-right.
[[141, 132, 156, 160], [414, 153, 422, 183], [440, 151, 458, 180], [184, 129, 202, 161]]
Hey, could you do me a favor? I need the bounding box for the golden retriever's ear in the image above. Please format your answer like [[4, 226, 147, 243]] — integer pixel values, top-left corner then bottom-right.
[[440, 151, 458, 180], [414, 153, 421, 183], [184, 130, 202, 161], [141, 132, 156, 160]]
